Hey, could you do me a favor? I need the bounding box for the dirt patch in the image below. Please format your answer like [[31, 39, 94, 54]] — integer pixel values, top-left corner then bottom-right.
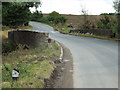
[[44, 44, 73, 88]]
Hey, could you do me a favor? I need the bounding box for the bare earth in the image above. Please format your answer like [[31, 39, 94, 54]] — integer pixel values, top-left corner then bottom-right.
[[44, 44, 73, 88]]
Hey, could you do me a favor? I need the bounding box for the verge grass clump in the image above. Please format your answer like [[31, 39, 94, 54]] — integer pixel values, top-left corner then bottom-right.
[[2, 42, 60, 88]]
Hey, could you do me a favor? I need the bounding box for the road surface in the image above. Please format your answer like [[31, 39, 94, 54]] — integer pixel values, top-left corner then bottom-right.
[[30, 21, 118, 88]]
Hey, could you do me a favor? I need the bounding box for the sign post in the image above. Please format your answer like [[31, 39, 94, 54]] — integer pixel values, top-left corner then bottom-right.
[[12, 68, 20, 81], [48, 38, 52, 48]]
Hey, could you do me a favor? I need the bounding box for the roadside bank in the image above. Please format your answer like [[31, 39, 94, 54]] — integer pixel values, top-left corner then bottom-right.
[[2, 41, 61, 88], [44, 43, 73, 88]]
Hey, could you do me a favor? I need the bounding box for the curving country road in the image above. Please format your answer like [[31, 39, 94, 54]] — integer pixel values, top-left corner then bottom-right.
[[30, 21, 118, 88]]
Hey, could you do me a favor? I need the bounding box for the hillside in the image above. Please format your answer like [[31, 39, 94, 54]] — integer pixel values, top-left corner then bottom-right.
[[43, 14, 115, 28]]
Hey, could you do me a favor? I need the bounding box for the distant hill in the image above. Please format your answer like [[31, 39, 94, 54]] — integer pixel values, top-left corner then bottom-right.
[[43, 14, 115, 28]]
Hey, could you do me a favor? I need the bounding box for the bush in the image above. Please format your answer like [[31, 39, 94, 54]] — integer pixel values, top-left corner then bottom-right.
[[47, 11, 67, 25], [31, 10, 43, 21], [2, 42, 16, 54], [38, 17, 51, 24], [96, 15, 115, 29]]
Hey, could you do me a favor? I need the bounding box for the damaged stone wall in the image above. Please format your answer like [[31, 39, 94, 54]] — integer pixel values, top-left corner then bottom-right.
[[70, 29, 115, 38], [8, 30, 49, 48]]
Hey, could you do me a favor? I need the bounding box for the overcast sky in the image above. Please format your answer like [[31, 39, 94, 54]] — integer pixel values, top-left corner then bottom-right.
[[30, 0, 115, 15]]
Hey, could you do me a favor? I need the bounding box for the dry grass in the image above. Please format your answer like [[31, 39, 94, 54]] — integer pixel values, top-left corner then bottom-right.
[[1, 31, 9, 42], [2, 25, 33, 31]]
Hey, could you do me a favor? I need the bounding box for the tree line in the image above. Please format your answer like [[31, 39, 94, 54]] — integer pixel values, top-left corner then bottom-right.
[[2, 2, 67, 28], [31, 11, 67, 25], [2, 0, 120, 35]]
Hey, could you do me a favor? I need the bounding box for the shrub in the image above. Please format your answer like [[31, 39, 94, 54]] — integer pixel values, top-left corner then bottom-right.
[[96, 15, 115, 29], [2, 42, 16, 54], [47, 11, 67, 25]]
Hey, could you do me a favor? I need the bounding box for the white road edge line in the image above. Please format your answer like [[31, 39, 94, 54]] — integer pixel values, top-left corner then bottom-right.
[[55, 41, 63, 62]]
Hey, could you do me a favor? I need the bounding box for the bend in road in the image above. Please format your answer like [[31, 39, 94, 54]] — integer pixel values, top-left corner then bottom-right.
[[30, 21, 118, 88]]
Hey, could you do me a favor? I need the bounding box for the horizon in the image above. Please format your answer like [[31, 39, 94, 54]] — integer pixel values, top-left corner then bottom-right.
[[30, 0, 116, 15]]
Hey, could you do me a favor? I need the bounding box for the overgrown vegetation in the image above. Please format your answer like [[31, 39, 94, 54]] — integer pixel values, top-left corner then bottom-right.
[[2, 42, 60, 88]]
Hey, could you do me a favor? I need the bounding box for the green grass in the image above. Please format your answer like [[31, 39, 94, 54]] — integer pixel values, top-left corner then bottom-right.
[[50, 24, 75, 34], [69, 33, 120, 41], [48, 23, 120, 41], [54, 26, 71, 34], [42, 22, 120, 41], [2, 42, 60, 88]]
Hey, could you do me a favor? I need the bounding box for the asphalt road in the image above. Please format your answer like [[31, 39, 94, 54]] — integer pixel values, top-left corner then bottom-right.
[[30, 21, 118, 88]]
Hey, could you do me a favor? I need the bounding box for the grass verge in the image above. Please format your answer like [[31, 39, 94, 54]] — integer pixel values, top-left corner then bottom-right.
[[43, 22, 120, 41], [48, 23, 120, 41], [69, 33, 120, 41], [2, 42, 60, 88], [53, 25, 73, 34]]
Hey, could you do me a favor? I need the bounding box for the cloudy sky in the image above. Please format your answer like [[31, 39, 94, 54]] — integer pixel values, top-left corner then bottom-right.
[[30, 0, 115, 15]]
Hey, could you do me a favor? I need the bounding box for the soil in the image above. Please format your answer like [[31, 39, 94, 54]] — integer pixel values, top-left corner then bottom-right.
[[44, 44, 73, 88]]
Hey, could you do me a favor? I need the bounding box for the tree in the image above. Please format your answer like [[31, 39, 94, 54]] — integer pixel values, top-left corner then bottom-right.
[[113, 0, 120, 35], [100, 13, 115, 15], [59, 16, 67, 25], [47, 11, 67, 25], [2, 2, 41, 28], [79, 8, 92, 29], [31, 10, 43, 21], [96, 15, 114, 29], [113, 0, 120, 14]]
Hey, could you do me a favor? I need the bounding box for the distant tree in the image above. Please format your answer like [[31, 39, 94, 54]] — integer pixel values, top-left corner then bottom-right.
[[59, 16, 67, 25], [97, 15, 114, 29], [32, 10, 43, 21], [79, 8, 92, 29], [47, 11, 67, 25], [100, 13, 115, 15], [81, 8, 88, 15], [2, 2, 41, 28]]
